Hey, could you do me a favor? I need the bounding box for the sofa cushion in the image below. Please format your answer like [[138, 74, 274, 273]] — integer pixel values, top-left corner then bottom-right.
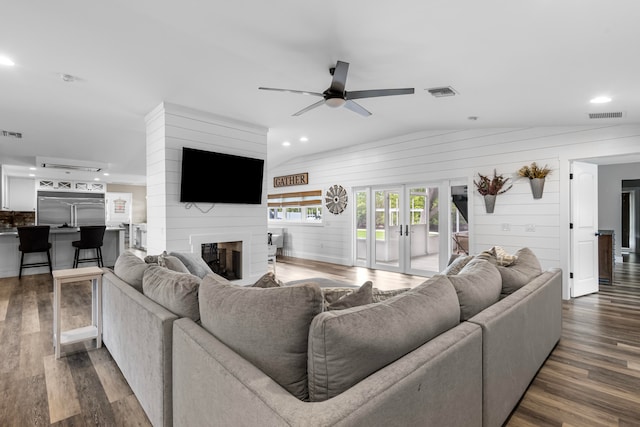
[[169, 251, 214, 279], [497, 247, 543, 297], [307, 275, 460, 401], [442, 255, 474, 275], [326, 281, 373, 310], [113, 251, 149, 292], [142, 265, 201, 322], [251, 271, 284, 288], [198, 276, 323, 401], [448, 258, 502, 321]]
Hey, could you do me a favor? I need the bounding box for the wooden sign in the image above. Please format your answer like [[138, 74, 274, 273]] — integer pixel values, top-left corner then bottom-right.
[[273, 172, 308, 188]]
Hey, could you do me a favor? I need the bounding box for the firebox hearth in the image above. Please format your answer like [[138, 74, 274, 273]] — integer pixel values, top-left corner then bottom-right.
[[201, 241, 242, 280]]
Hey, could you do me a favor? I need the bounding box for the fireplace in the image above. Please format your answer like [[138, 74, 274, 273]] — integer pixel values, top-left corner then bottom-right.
[[189, 232, 252, 283], [201, 241, 242, 280]]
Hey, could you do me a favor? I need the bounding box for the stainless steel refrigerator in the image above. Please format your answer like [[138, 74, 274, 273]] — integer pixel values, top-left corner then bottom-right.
[[37, 191, 106, 227]]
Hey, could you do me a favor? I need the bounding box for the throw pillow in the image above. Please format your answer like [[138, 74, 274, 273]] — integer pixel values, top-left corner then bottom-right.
[[494, 246, 518, 266], [198, 276, 323, 401], [371, 287, 410, 302], [159, 254, 191, 274], [447, 258, 502, 321], [442, 255, 474, 275], [307, 275, 460, 402], [251, 271, 284, 288], [169, 251, 214, 279], [326, 281, 373, 310], [498, 247, 543, 297], [142, 265, 201, 322], [113, 251, 149, 292]]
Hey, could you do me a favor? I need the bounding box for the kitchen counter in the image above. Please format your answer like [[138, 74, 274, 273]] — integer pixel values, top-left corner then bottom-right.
[[0, 227, 125, 278]]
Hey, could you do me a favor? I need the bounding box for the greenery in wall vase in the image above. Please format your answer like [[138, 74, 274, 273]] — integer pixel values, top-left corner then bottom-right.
[[474, 169, 512, 213], [518, 162, 551, 199]]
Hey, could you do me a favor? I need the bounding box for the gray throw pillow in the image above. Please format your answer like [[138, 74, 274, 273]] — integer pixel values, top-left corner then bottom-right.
[[447, 258, 502, 321], [307, 275, 460, 402], [142, 265, 201, 322], [327, 281, 373, 310], [251, 271, 284, 288], [169, 251, 214, 279], [198, 276, 323, 401], [113, 251, 149, 292], [442, 255, 474, 275], [159, 254, 191, 273], [498, 247, 543, 297], [371, 287, 410, 302]]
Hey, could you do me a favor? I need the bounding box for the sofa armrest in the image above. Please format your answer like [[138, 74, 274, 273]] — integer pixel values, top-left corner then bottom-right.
[[468, 268, 562, 427], [173, 318, 482, 427], [102, 269, 178, 427]]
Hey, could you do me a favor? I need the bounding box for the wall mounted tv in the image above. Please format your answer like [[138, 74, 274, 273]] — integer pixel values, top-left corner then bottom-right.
[[179, 147, 264, 204]]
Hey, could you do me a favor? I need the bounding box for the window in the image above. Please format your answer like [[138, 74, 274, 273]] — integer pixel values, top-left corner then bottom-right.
[[268, 190, 323, 224]]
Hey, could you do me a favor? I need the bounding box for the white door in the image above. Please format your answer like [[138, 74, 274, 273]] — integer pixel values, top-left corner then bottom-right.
[[571, 161, 599, 297]]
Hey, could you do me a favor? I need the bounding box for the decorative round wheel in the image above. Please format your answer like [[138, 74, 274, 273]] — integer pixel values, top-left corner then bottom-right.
[[325, 185, 348, 215]]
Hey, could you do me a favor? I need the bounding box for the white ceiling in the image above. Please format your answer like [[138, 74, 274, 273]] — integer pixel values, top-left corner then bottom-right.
[[2, 1, 640, 184]]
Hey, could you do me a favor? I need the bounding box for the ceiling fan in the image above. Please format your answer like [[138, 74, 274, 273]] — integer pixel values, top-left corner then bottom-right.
[[259, 60, 414, 117]]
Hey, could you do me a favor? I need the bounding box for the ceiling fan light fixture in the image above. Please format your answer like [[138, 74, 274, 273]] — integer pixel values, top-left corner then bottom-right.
[[325, 97, 346, 108]]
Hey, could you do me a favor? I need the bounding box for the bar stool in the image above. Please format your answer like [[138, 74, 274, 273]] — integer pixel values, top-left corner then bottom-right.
[[72, 226, 106, 268], [17, 225, 53, 279]]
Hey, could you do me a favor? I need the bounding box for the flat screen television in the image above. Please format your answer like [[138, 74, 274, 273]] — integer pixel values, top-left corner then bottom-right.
[[179, 147, 264, 204]]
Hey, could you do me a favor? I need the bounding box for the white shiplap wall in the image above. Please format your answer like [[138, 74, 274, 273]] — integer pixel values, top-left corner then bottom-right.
[[145, 102, 269, 282], [268, 123, 640, 299]]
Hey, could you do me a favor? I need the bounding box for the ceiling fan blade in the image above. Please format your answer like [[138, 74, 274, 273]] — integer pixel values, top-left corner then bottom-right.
[[343, 100, 371, 117], [346, 88, 415, 100], [292, 99, 326, 116], [258, 87, 323, 97], [329, 61, 349, 93]]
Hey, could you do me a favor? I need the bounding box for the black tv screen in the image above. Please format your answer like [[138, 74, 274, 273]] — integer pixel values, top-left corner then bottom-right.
[[180, 147, 264, 204]]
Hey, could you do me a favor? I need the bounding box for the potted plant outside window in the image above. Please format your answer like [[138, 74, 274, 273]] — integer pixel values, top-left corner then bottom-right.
[[518, 162, 551, 199], [474, 169, 512, 213]]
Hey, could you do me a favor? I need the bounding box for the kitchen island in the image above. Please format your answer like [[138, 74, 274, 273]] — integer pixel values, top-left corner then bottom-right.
[[0, 227, 125, 278]]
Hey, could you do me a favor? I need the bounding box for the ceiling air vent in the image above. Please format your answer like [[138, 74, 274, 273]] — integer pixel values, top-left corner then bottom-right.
[[40, 163, 102, 172], [587, 111, 625, 119], [426, 86, 458, 97], [1, 130, 23, 138]]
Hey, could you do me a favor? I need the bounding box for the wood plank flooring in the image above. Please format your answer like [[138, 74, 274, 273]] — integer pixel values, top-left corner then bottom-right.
[[0, 274, 151, 427], [1, 258, 639, 426]]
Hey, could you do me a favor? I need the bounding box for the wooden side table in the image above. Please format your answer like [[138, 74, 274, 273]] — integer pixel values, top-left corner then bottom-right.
[[52, 266, 104, 359]]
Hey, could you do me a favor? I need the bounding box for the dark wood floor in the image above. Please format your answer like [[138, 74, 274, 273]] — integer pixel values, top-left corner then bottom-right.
[[1, 258, 639, 426]]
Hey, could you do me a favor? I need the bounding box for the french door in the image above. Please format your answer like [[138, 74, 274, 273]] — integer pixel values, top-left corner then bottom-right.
[[355, 184, 444, 275]]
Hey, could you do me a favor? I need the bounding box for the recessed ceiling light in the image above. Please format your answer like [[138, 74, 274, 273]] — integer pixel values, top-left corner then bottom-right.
[[29, 167, 36, 170], [28, 173, 35, 177], [299, 136, 308, 142], [0, 56, 15, 66], [94, 178, 100, 181], [282, 141, 291, 147], [103, 172, 110, 176], [590, 96, 612, 104]]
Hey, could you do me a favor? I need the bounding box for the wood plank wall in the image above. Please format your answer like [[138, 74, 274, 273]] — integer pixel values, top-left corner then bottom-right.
[[268, 124, 640, 297], [145, 102, 269, 281]]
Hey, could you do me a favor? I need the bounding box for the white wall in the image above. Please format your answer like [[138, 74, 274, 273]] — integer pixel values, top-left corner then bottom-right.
[[145, 102, 269, 281], [599, 163, 640, 259], [268, 124, 640, 299]]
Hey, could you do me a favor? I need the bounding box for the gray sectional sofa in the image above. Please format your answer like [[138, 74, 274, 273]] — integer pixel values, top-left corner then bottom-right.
[[101, 248, 562, 427]]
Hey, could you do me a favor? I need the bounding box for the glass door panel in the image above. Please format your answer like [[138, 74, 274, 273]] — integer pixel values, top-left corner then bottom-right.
[[355, 190, 368, 265], [373, 188, 402, 271], [408, 186, 440, 274]]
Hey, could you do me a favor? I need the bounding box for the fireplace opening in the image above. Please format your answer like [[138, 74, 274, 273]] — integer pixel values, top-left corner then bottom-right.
[[201, 241, 242, 280]]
